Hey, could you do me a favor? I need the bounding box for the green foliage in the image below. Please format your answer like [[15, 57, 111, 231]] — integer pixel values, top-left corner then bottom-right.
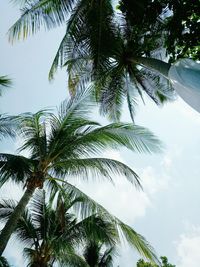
[[83, 241, 116, 267], [118, 0, 200, 61], [0, 190, 91, 266], [0, 189, 157, 266], [0, 92, 161, 260], [163, 1, 200, 62], [0, 76, 12, 96], [0, 256, 11, 267], [137, 256, 176, 267], [0, 115, 17, 141], [0, 75, 17, 141], [9, 0, 200, 119], [0, 91, 161, 187]]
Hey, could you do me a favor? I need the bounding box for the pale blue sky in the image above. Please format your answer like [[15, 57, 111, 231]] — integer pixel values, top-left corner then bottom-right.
[[1, 2, 200, 267]]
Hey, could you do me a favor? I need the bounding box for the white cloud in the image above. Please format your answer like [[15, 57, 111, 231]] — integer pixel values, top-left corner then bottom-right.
[[75, 149, 170, 225], [175, 223, 200, 267], [141, 166, 170, 195], [161, 154, 172, 169]]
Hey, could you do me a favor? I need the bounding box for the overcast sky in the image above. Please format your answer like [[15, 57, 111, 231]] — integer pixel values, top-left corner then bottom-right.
[[1, 2, 200, 267]]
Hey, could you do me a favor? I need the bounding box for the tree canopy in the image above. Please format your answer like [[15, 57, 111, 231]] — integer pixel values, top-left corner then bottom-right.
[[0, 189, 118, 267], [9, 0, 200, 120], [137, 256, 176, 267], [0, 91, 161, 259]]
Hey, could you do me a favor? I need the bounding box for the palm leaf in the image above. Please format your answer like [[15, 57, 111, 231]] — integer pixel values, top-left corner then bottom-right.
[[0, 76, 12, 96], [0, 153, 33, 186], [0, 256, 11, 267], [47, 181, 159, 263], [0, 114, 17, 140], [16, 211, 39, 248], [51, 157, 141, 187], [68, 122, 162, 155], [0, 199, 16, 223], [119, 222, 159, 264], [17, 110, 48, 159], [9, 0, 74, 42]]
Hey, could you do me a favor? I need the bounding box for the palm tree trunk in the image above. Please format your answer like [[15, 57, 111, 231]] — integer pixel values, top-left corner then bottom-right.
[[0, 186, 35, 255], [132, 57, 172, 79]]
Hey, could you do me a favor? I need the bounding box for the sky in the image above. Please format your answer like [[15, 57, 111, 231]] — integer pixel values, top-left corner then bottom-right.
[[1, 2, 200, 267]]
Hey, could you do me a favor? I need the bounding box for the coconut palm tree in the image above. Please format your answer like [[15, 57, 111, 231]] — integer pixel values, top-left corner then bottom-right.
[[9, 0, 200, 119], [0, 91, 161, 256], [0, 187, 157, 266], [0, 189, 117, 267]]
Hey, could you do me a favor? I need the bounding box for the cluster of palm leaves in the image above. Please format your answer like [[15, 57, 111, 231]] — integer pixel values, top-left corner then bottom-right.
[[9, 0, 178, 121], [0, 189, 116, 267], [2, 0, 199, 265], [0, 75, 163, 266]]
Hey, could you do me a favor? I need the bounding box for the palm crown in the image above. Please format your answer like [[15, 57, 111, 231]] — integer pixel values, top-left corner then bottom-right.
[[0, 189, 118, 267], [8, 0, 182, 120], [0, 185, 158, 266], [0, 91, 161, 257]]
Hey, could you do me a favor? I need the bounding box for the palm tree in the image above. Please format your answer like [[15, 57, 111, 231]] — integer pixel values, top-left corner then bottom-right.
[[7, 0, 189, 120], [0, 91, 161, 256], [0, 187, 157, 266], [0, 189, 116, 267]]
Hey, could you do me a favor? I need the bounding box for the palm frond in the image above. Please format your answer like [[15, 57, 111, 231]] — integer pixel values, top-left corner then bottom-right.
[[58, 89, 93, 121], [73, 214, 118, 246], [17, 110, 48, 159], [0, 198, 37, 247], [9, 0, 74, 42], [0, 76, 12, 96], [29, 189, 45, 230], [58, 252, 89, 267], [118, 222, 159, 264], [48, 30, 69, 80], [133, 68, 175, 105], [15, 211, 38, 248], [67, 0, 116, 73], [99, 246, 116, 267], [0, 153, 33, 186], [0, 256, 11, 267], [46, 179, 109, 219], [51, 157, 141, 188], [83, 242, 101, 267], [97, 72, 126, 122], [0, 114, 17, 140], [47, 182, 159, 263], [0, 199, 16, 223], [68, 122, 162, 156], [46, 95, 98, 161], [47, 120, 162, 163]]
